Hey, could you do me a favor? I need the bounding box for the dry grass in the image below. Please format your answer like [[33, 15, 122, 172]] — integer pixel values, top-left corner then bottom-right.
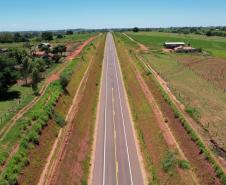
[[54, 34, 105, 185], [114, 33, 189, 185]]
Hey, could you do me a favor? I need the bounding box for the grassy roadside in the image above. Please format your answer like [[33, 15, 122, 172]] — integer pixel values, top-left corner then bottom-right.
[[0, 35, 100, 185], [114, 33, 194, 185], [0, 33, 96, 139], [54, 34, 105, 185], [117, 33, 226, 184], [127, 32, 226, 148], [16, 35, 104, 185]]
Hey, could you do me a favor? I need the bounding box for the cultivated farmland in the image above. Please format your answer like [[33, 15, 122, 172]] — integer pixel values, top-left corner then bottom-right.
[[115, 32, 226, 185]]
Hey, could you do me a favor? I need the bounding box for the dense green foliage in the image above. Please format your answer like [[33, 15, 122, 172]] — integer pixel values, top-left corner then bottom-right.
[[0, 56, 18, 95], [0, 57, 81, 184], [0, 32, 28, 43], [41, 32, 53, 41]]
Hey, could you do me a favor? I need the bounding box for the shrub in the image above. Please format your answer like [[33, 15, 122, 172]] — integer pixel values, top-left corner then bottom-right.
[[162, 152, 175, 172], [185, 107, 201, 121], [28, 131, 39, 145], [60, 74, 69, 90], [53, 111, 65, 127], [177, 160, 190, 169]]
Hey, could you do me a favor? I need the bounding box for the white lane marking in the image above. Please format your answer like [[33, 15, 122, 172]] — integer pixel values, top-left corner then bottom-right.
[[112, 87, 119, 185], [111, 35, 134, 185], [103, 35, 109, 185]]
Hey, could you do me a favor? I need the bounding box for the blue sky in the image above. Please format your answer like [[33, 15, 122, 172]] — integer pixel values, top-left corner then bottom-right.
[[0, 0, 226, 31]]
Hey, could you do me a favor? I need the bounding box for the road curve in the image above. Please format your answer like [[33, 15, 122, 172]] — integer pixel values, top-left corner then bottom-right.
[[92, 33, 144, 185]]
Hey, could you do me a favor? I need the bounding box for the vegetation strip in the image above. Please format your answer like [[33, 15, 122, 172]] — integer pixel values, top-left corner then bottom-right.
[[114, 33, 195, 185], [0, 36, 97, 185], [50, 34, 105, 185], [122, 33, 226, 184]]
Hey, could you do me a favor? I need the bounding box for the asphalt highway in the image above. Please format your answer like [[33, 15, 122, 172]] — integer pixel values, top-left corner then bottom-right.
[[92, 33, 144, 185]]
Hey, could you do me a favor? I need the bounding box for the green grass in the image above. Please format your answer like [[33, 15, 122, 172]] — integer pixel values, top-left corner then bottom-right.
[[142, 52, 226, 148], [52, 32, 96, 44], [124, 32, 226, 149], [116, 32, 226, 185], [0, 85, 35, 126], [127, 31, 226, 58], [114, 32, 190, 185]]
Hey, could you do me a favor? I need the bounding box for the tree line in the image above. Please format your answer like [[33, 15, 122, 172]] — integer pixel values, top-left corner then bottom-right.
[[0, 44, 66, 96]]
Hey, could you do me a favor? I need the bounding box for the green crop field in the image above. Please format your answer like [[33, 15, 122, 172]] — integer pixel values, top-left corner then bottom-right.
[[125, 32, 226, 150], [127, 32, 226, 58]]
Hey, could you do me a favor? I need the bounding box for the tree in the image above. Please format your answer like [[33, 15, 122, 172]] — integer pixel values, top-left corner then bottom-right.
[[21, 56, 31, 85], [60, 74, 69, 90], [206, 31, 213, 36], [31, 67, 39, 94], [14, 32, 27, 42], [41, 32, 53, 41], [0, 56, 18, 95], [53, 45, 67, 56], [57, 34, 63, 39], [133, 27, 139, 32], [0, 32, 13, 43], [66, 30, 73, 35]]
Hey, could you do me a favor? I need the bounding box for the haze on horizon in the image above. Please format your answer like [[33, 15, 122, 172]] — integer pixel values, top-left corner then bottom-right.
[[0, 0, 226, 31]]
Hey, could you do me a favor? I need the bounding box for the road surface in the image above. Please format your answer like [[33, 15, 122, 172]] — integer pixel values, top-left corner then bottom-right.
[[92, 33, 144, 185]]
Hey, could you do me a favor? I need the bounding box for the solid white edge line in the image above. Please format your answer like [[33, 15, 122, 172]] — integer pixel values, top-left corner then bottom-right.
[[103, 34, 109, 185]]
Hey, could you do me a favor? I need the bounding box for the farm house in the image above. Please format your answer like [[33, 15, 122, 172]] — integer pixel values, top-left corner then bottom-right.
[[164, 42, 185, 49]]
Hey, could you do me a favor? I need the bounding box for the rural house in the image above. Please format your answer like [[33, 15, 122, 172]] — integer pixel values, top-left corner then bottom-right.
[[164, 42, 185, 49]]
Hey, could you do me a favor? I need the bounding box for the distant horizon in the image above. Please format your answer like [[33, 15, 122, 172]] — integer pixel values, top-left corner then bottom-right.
[[1, 0, 226, 31], [1, 25, 226, 33]]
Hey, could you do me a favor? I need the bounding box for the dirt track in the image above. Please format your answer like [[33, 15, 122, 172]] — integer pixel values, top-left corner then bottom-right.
[[38, 35, 101, 185], [0, 36, 96, 174]]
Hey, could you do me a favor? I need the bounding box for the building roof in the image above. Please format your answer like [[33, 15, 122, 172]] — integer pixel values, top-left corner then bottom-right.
[[164, 42, 185, 45]]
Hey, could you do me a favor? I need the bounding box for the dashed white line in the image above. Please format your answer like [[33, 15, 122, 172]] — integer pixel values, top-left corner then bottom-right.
[[111, 36, 134, 185]]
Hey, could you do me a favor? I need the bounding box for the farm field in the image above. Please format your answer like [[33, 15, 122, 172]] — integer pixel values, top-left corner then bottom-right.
[[0, 33, 98, 184], [48, 34, 105, 185], [127, 31, 226, 151], [115, 32, 225, 184], [0, 32, 96, 141], [127, 31, 226, 58], [17, 34, 104, 185], [114, 33, 197, 185]]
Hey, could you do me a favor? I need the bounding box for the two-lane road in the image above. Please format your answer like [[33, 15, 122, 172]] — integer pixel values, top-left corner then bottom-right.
[[92, 33, 144, 185]]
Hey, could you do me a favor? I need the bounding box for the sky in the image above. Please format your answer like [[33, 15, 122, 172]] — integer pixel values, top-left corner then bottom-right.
[[0, 0, 226, 31]]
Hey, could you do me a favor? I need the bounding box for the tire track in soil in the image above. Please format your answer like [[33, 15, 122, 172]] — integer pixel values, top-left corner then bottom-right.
[[38, 55, 94, 185], [0, 36, 97, 174], [127, 48, 199, 185]]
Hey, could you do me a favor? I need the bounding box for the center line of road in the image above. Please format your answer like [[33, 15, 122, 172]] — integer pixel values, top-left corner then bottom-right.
[[102, 40, 109, 185], [112, 36, 134, 185], [112, 87, 119, 185]]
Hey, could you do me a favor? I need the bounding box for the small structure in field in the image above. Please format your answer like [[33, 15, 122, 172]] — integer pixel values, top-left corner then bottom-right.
[[0, 48, 9, 53], [164, 42, 185, 49], [163, 42, 201, 53], [37, 42, 51, 49]]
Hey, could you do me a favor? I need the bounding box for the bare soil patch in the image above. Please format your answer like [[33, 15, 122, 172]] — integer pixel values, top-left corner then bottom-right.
[[140, 59, 222, 185], [178, 56, 226, 91]]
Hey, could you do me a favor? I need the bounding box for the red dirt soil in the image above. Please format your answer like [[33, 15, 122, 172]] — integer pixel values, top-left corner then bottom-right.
[[0, 36, 97, 177], [140, 60, 222, 185]]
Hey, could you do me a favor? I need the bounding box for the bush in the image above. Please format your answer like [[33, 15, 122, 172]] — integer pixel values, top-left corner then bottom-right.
[[177, 160, 190, 169], [53, 111, 65, 127], [162, 152, 175, 172], [185, 107, 201, 121], [28, 131, 39, 145], [60, 74, 69, 90]]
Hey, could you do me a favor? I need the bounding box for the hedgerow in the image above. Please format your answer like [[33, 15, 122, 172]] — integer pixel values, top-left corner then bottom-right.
[[0, 56, 81, 184], [150, 74, 226, 184]]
